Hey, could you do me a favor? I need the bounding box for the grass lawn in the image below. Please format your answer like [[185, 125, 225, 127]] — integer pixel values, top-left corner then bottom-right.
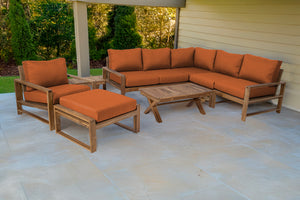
[[0, 68, 102, 94]]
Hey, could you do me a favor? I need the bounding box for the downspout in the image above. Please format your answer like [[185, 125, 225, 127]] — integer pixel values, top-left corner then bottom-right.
[[174, 8, 180, 49]]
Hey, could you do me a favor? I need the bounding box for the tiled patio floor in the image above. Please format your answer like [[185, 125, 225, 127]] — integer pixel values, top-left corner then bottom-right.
[[0, 87, 299, 200]]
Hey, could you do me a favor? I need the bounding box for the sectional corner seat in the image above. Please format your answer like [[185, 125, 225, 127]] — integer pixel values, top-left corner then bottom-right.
[[103, 47, 286, 121]]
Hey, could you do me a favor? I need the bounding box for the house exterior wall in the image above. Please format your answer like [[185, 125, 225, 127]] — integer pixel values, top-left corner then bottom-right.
[[178, 0, 300, 111]]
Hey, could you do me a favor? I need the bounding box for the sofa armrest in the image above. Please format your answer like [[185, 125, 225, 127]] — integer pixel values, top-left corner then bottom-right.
[[103, 67, 126, 95], [244, 81, 286, 101], [245, 81, 286, 89], [14, 79, 51, 93]]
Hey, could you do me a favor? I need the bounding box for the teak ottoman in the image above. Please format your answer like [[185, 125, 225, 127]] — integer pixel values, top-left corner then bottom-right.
[[54, 89, 140, 153]]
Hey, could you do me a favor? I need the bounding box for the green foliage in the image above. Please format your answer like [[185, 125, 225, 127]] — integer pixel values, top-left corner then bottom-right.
[[30, 0, 74, 60], [0, 5, 12, 62], [136, 7, 176, 49], [112, 6, 142, 49], [8, 0, 36, 65]]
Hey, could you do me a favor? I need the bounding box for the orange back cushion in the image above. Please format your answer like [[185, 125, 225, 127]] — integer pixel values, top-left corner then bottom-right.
[[171, 47, 194, 68], [194, 47, 217, 71], [108, 48, 142, 71], [142, 48, 171, 70], [214, 50, 244, 77], [22, 58, 68, 91], [239, 54, 282, 83]]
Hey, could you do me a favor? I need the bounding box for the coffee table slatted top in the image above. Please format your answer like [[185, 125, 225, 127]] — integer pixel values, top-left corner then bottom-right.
[[140, 83, 212, 102]]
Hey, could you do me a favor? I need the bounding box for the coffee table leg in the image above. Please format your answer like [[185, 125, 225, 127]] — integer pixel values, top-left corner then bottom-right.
[[145, 98, 162, 123], [194, 98, 206, 115]]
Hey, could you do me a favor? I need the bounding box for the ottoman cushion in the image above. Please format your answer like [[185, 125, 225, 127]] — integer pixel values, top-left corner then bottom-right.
[[59, 89, 137, 122]]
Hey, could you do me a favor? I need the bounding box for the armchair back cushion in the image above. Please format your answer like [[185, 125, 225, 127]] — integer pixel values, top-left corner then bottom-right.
[[194, 47, 217, 71], [214, 50, 244, 77], [108, 48, 142, 71], [171, 47, 194, 68], [239, 54, 282, 83], [142, 48, 171, 70], [22, 58, 68, 91]]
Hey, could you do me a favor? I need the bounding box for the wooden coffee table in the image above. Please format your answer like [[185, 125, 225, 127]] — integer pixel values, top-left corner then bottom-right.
[[140, 83, 215, 123]]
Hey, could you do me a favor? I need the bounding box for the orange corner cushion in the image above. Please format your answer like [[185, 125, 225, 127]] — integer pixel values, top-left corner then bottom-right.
[[22, 58, 68, 91], [214, 50, 244, 77], [171, 47, 194, 68], [239, 54, 282, 83], [24, 84, 90, 104], [108, 48, 142, 71], [142, 48, 171, 70], [194, 47, 217, 71], [59, 89, 137, 122]]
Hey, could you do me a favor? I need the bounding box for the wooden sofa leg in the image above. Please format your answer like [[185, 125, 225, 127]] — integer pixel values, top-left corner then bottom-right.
[[47, 91, 55, 131], [134, 105, 140, 133], [241, 87, 250, 121], [14, 80, 23, 115], [276, 82, 286, 113]]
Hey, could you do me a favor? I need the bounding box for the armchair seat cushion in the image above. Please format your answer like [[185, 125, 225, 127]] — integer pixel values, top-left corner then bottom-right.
[[24, 84, 90, 104], [214, 76, 276, 99], [110, 71, 160, 87], [59, 89, 137, 122]]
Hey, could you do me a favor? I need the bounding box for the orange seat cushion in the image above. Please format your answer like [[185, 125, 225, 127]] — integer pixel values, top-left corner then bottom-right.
[[214, 76, 276, 99], [214, 50, 244, 77], [142, 48, 171, 70], [108, 48, 142, 71], [24, 84, 90, 104], [239, 54, 282, 83], [194, 47, 217, 71], [190, 71, 226, 89], [148, 69, 189, 84], [59, 89, 137, 122], [110, 71, 160, 87], [171, 47, 194, 68], [22, 58, 68, 91]]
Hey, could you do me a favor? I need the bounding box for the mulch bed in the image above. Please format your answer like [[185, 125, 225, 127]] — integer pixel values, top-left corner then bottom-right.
[[0, 59, 106, 77]]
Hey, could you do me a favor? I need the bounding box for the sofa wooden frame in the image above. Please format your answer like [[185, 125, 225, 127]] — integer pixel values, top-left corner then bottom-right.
[[103, 66, 286, 121], [14, 66, 95, 130]]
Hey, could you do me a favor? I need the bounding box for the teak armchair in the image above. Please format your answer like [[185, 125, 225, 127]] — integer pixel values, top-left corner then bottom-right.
[[14, 58, 93, 130]]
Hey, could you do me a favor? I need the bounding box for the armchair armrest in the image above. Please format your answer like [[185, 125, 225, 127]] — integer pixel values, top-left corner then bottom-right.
[[14, 79, 51, 93]]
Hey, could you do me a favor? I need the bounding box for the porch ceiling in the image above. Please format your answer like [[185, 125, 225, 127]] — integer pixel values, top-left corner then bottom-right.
[[69, 0, 186, 8]]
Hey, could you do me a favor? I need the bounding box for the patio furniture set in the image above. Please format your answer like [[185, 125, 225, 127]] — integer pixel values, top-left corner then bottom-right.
[[14, 47, 286, 153]]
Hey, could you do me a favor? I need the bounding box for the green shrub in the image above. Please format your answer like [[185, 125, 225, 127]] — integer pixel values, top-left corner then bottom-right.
[[8, 0, 36, 65], [112, 6, 142, 49]]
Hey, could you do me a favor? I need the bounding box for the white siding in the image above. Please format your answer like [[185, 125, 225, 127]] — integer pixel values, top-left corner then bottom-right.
[[178, 0, 300, 111]]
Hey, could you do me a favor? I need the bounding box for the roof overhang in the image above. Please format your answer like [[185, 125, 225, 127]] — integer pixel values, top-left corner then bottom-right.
[[69, 0, 186, 8]]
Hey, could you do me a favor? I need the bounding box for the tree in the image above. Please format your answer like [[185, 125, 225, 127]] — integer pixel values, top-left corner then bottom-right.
[[8, 0, 36, 64], [135, 6, 176, 49], [0, 2, 12, 62], [112, 5, 142, 49], [30, 0, 74, 59]]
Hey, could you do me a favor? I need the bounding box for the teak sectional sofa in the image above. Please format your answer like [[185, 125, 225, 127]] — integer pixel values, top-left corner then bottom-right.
[[103, 47, 286, 121]]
